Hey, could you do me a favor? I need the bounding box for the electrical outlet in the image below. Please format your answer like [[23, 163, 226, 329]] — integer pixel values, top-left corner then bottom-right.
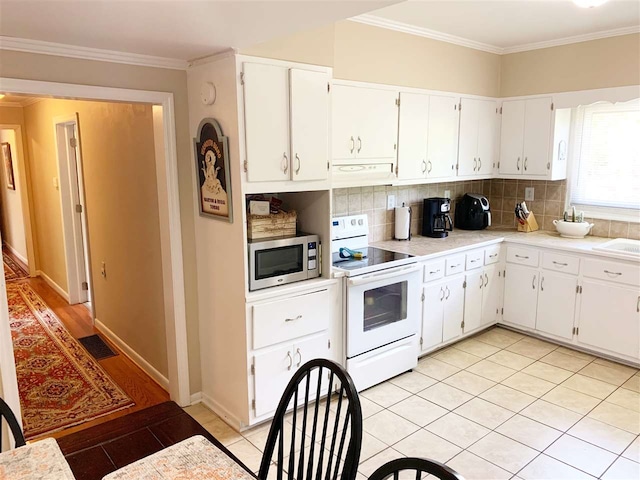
[[444, 190, 451, 199], [387, 194, 395, 210], [525, 187, 535, 201], [101, 261, 107, 278]]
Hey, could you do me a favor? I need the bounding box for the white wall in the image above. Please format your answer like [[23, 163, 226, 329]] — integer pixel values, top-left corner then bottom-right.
[[0, 129, 28, 262]]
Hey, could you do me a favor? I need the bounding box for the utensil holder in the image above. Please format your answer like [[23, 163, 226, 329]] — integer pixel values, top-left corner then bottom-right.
[[517, 211, 539, 233]]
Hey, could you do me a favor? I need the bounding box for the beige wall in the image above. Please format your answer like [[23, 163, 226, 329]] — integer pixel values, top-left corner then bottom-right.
[[0, 50, 201, 393], [0, 128, 28, 260], [501, 34, 640, 97]]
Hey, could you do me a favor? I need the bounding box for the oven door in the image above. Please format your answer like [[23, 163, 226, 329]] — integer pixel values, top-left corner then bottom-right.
[[346, 264, 421, 358]]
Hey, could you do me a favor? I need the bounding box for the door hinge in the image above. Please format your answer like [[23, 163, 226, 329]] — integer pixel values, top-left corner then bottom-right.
[[395, 97, 400, 107], [456, 163, 459, 171], [461, 321, 465, 329], [240, 71, 245, 85], [547, 162, 551, 170], [551, 102, 554, 111], [421, 292, 425, 302], [81, 281, 88, 291], [459, 102, 462, 111], [419, 337, 423, 346], [243, 160, 248, 173], [463, 280, 467, 288], [251, 399, 255, 410], [395, 165, 399, 175], [69, 137, 78, 148], [250, 362, 255, 375], [327, 82, 330, 93], [394, 143, 397, 150], [75, 204, 83, 213]]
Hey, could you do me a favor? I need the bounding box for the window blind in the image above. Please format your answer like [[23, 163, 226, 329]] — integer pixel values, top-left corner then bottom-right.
[[570, 101, 640, 211]]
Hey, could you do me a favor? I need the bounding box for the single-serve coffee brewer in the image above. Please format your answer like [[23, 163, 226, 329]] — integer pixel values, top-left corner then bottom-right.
[[422, 198, 453, 238]]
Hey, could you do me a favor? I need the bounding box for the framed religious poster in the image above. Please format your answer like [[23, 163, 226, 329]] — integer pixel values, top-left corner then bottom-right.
[[193, 119, 233, 222], [1, 142, 15, 190]]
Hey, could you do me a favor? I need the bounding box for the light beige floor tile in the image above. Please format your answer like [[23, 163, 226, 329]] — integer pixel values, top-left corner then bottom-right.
[[417, 382, 473, 410], [475, 329, 521, 349], [227, 438, 265, 472], [389, 371, 437, 394], [454, 397, 514, 429], [466, 359, 518, 382], [433, 347, 483, 369], [622, 436, 640, 463], [358, 396, 385, 419], [588, 402, 640, 434], [388, 395, 448, 427], [201, 415, 244, 446], [520, 399, 582, 431], [593, 358, 639, 376], [442, 370, 496, 396], [518, 454, 596, 480], [359, 431, 388, 462], [468, 432, 538, 474], [607, 388, 640, 412], [494, 327, 525, 340], [496, 414, 562, 451], [394, 429, 461, 463], [363, 410, 420, 444], [554, 346, 596, 361], [357, 448, 403, 477], [184, 402, 217, 421], [568, 417, 637, 455], [452, 338, 501, 358], [561, 374, 618, 400], [541, 385, 601, 415], [601, 457, 640, 480], [486, 350, 536, 370], [545, 434, 617, 477], [522, 361, 573, 384], [426, 412, 491, 448], [539, 350, 592, 372], [506, 338, 557, 360], [502, 372, 556, 397], [446, 450, 512, 480], [415, 357, 460, 381], [361, 382, 412, 408], [479, 384, 537, 412], [621, 375, 640, 393], [579, 363, 636, 386]]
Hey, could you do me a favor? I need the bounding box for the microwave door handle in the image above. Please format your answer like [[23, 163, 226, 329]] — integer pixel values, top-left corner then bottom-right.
[[347, 264, 420, 286]]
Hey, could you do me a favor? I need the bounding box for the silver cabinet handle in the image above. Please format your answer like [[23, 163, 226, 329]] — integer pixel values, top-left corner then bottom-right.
[[470, 259, 478, 263], [295, 153, 301, 174], [445, 286, 451, 300], [286, 351, 293, 371], [450, 264, 460, 269], [428, 160, 432, 173], [422, 160, 427, 173], [473, 158, 477, 171], [285, 315, 302, 322], [517, 157, 520, 171], [295, 348, 302, 367], [440, 287, 445, 301], [429, 269, 440, 274], [478, 157, 482, 170], [532, 275, 536, 289], [524, 157, 528, 171], [349, 136, 354, 154], [282, 152, 288, 173], [357, 136, 362, 153], [515, 254, 529, 260], [604, 270, 622, 276], [552, 261, 568, 267], [637, 296, 639, 313], [489, 253, 498, 258], [484, 273, 488, 287], [479, 274, 483, 289], [541, 276, 545, 291]]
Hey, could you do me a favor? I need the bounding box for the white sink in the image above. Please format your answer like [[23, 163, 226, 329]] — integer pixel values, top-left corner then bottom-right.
[[592, 238, 640, 258]]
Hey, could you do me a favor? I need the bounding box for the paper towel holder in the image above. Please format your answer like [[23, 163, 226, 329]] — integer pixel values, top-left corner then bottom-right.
[[394, 202, 412, 241]]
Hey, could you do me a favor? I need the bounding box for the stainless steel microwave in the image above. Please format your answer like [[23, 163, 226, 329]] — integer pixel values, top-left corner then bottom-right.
[[248, 233, 320, 291]]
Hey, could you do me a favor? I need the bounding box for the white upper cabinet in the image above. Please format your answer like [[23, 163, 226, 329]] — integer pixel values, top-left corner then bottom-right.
[[457, 98, 497, 177], [427, 95, 459, 179], [243, 62, 329, 183]]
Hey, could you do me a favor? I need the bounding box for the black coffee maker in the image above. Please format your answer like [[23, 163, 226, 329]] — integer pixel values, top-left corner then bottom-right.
[[422, 198, 453, 238]]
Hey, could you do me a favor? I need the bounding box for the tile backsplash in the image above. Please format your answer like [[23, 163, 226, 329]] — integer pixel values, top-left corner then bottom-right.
[[333, 178, 640, 241]]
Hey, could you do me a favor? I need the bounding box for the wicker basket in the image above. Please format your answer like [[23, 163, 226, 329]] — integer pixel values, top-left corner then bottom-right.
[[247, 211, 297, 239]]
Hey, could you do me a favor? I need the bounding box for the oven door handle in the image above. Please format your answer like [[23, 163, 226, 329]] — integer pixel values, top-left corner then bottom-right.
[[347, 264, 420, 286]]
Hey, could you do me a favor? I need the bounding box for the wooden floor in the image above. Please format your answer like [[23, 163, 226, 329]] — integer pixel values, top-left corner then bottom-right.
[[4, 249, 170, 440]]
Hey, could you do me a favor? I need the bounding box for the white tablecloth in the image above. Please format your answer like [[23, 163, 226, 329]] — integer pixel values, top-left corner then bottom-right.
[[102, 435, 256, 480], [0, 437, 75, 480]]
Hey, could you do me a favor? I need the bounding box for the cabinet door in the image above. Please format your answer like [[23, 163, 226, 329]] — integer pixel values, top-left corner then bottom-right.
[[481, 265, 502, 327], [477, 100, 497, 175], [427, 95, 459, 179], [243, 63, 290, 182], [356, 87, 399, 161], [457, 98, 480, 177], [443, 277, 464, 342], [503, 264, 538, 329], [578, 280, 640, 360], [253, 344, 294, 417], [290, 69, 329, 181], [422, 282, 445, 351], [499, 100, 526, 175], [536, 272, 577, 340], [294, 333, 332, 405], [523, 97, 553, 176], [331, 85, 358, 160], [463, 271, 484, 333], [397, 92, 429, 180]]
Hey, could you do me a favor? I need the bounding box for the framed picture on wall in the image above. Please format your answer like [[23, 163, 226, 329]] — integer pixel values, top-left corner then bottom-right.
[[1, 142, 15, 190]]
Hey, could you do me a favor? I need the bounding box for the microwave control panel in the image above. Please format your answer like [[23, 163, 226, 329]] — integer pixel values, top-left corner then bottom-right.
[[308, 242, 317, 270]]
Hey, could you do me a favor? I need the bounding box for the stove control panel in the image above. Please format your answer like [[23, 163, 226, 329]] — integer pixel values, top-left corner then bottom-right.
[[332, 214, 369, 241]]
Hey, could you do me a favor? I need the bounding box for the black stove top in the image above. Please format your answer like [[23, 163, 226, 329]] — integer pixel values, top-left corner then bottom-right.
[[331, 247, 413, 271]]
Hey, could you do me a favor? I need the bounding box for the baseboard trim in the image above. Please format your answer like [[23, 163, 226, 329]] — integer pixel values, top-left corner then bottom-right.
[[3, 243, 28, 267], [200, 392, 243, 431], [36, 270, 69, 302], [94, 318, 170, 391], [189, 391, 203, 405]]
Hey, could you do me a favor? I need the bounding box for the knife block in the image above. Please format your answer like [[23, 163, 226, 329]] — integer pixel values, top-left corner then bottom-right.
[[517, 211, 539, 233]]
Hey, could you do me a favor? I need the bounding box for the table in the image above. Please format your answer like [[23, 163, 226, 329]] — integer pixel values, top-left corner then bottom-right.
[[0, 437, 75, 479], [102, 435, 257, 480]]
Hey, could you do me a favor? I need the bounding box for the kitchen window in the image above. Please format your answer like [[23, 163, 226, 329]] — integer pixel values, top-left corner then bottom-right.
[[568, 99, 640, 222]]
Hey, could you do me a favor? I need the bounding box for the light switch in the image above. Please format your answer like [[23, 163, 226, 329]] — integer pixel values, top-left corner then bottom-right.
[[52, 177, 59, 190], [387, 194, 395, 210], [525, 187, 535, 201]]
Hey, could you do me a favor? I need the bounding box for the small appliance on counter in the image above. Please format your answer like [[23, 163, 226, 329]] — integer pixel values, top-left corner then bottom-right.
[[422, 198, 453, 238], [394, 203, 412, 240], [455, 193, 491, 230]]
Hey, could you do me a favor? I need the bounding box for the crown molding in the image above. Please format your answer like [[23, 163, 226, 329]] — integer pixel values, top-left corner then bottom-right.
[[0, 101, 23, 108], [0, 36, 189, 70], [350, 15, 640, 56], [188, 47, 239, 68]]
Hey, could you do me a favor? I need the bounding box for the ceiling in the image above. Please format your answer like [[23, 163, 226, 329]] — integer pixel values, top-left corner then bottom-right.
[[362, 0, 640, 53]]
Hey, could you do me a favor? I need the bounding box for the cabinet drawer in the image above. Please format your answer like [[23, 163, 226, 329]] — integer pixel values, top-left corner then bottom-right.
[[466, 250, 484, 270], [506, 246, 539, 267], [542, 252, 580, 275], [484, 245, 502, 265], [582, 259, 640, 287], [446, 254, 465, 276], [252, 289, 330, 349], [423, 259, 445, 283]]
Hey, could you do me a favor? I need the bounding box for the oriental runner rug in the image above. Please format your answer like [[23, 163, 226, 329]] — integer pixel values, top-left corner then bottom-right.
[[3, 251, 29, 281], [7, 282, 134, 439]]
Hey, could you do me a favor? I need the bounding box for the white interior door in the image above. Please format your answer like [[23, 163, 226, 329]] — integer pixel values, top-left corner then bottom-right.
[[397, 92, 429, 180], [427, 95, 459, 179], [523, 97, 553, 176], [499, 100, 526, 175], [457, 98, 479, 177]]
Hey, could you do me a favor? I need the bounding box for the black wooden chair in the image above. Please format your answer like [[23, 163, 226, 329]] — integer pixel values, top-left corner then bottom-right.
[[369, 457, 465, 480], [0, 396, 26, 450], [258, 358, 362, 480]]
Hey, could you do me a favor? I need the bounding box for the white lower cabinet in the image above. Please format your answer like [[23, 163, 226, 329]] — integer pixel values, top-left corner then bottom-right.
[[442, 277, 465, 343], [463, 270, 484, 333], [420, 276, 465, 351], [503, 264, 539, 330], [535, 271, 577, 341], [481, 265, 503, 328]]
